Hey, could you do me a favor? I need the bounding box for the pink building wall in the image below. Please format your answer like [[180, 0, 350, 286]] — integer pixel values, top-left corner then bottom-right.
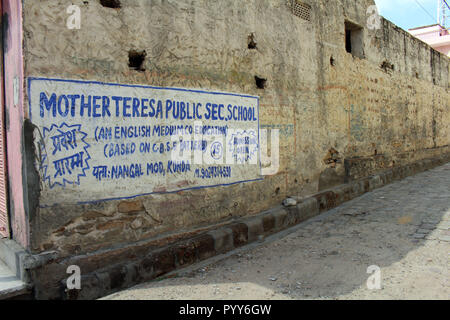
[[2, 0, 28, 248], [409, 24, 450, 57]]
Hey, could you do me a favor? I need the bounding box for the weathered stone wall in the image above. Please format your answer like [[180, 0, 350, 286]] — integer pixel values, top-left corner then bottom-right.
[[21, 0, 449, 258]]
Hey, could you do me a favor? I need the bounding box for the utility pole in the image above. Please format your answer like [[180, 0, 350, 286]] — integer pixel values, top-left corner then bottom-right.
[[438, 0, 448, 28]]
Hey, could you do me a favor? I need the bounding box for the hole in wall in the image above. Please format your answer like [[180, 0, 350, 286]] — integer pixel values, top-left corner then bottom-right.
[[330, 56, 336, 66], [345, 20, 364, 59], [381, 60, 394, 73], [100, 0, 121, 8], [128, 50, 146, 72], [248, 33, 257, 50], [255, 76, 267, 89], [323, 147, 342, 168], [345, 29, 352, 54], [275, 187, 280, 195]]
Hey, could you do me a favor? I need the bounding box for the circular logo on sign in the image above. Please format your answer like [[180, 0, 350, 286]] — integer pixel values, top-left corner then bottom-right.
[[210, 141, 223, 160]]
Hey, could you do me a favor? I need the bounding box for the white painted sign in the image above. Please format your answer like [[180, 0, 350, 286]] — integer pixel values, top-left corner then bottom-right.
[[28, 78, 261, 206]]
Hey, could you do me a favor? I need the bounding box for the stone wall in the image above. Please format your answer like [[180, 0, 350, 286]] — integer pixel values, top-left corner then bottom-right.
[[21, 0, 449, 260]]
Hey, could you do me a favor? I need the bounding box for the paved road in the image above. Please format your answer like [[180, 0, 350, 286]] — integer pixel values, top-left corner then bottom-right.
[[103, 163, 450, 300]]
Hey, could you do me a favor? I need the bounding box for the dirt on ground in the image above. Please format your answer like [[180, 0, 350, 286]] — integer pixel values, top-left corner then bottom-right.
[[102, 164, 450, 300]]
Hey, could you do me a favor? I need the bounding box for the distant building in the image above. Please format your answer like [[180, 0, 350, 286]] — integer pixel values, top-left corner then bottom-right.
[[409, 24, 450, 57]]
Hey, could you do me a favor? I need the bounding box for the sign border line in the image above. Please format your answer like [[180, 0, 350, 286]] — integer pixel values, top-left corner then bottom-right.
[[27, 77, 263, 207]]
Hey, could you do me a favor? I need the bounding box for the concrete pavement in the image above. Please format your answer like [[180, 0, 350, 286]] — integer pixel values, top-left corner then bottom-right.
[[0, 259, 28, 300], [103, 163, 450, 300]]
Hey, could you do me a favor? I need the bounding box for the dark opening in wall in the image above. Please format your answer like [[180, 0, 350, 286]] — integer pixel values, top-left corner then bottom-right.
[[248, 33, 257, 50], [128, 50, 146, 71], [330, 56, 336, 66], [323, 147, 342, 168], [100, 0, 121, 8], [381, 60, 394, 73], [345, 21, 365, 59], [255, 76, 267, 89], [345, 29, 352, 53]]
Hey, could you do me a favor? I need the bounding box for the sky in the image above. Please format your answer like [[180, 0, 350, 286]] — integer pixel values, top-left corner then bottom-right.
[[374, 0, 443, 30]]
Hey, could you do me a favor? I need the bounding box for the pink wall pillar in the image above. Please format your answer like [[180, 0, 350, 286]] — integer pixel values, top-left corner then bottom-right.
[[2, 0, 28, 248]]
